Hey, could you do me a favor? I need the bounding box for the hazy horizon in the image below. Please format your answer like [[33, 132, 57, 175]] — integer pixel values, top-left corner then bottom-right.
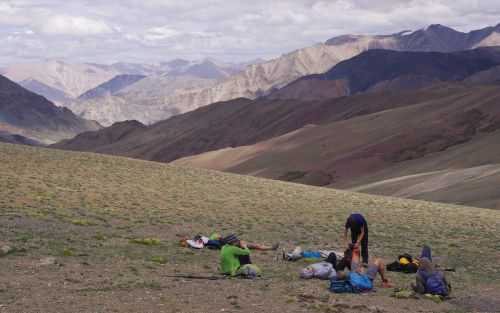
[[1, 0, 500, 66]]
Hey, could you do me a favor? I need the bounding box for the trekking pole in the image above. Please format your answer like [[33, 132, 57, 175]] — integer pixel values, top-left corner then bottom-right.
[[163, 274, 227, 280]]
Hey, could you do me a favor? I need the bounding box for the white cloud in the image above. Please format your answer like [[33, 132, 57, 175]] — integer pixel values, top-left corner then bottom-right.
[[38, 15, 113, 35], [0, 0, 500, 65], [144, 26, 180, 41]]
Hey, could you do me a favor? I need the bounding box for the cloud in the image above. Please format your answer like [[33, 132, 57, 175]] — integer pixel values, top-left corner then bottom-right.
[[0, 0, 500, 65], [144, 26, 180, 41], [38, 15, 113, 35]]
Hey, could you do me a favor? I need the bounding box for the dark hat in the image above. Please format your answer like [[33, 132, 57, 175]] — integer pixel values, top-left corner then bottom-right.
[[222, 234, 239, 244]]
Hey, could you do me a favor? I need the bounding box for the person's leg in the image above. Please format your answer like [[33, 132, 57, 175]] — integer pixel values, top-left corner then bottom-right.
[[238, 254, 252, 266], [247, 243, 267, 250], [351, 246, 362, 273], [206, 239, 222, 249], [420, 245, 432, 262], [361, 228, 369, 264], [413, 273, 426, 294], [351, 229, 359, 245], [368, 258, 392, 287], [373, 258, 387, 282], [247, 242, 279, 250]]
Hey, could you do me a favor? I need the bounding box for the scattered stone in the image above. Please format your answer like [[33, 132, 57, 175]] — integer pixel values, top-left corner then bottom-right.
[[39, 257, 57, 266], [0, 245, 14, 256], [368, 305, 385, 313]]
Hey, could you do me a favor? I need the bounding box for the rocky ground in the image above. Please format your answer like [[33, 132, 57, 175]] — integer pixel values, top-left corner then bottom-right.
[[1, 143, 499, 312]]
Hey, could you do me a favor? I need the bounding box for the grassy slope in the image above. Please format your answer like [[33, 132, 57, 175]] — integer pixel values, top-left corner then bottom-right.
[[173, 85, 500, 209], [1, 143, 499, 312]]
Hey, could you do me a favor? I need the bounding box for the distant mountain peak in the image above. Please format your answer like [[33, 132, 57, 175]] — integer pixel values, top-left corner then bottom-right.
[[424, 24, 462, 34], [325, 34, 363, 46]]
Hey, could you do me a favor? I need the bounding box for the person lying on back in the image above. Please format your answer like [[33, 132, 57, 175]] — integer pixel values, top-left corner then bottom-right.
[[412, 245, 451, 297], [349, 244, 392, 289]]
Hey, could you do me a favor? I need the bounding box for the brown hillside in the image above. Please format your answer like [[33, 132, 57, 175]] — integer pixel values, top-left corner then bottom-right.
[[53, 85, 467, 162], [173, 85, 500, 209]]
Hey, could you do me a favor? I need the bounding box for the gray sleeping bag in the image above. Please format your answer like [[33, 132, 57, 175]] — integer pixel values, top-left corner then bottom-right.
[[300, 262, 336, 280]]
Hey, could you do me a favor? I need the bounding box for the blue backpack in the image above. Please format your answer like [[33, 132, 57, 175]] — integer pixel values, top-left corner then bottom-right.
[[349, 272, 373, 292], [330, 279, 355, 293], [426, 272, 449, 296]]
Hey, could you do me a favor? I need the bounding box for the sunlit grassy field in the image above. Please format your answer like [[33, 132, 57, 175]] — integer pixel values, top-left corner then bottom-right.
[[0, 143, 499, 313]]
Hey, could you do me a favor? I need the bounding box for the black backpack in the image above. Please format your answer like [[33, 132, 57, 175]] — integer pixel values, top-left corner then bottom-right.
[[386, 253, 419, 273]]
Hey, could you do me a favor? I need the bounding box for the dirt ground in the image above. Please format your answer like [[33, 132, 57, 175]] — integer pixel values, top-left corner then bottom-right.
[[0, 215, 497, 313], [1, 143, 499, 312]]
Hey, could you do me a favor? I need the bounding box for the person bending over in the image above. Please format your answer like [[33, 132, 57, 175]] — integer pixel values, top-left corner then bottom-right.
[[344, 213, 369, 264]]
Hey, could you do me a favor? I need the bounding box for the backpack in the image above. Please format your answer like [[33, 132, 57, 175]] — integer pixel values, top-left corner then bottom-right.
[[237, 264, 261, 278], [386, 253, 419, 273], [425, 272, 449, 296], [330, 279, 355, 293], [349, 272, 373, 292]]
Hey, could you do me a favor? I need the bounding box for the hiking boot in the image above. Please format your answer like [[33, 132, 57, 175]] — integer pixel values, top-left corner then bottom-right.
[[382, 279, 393, 288]]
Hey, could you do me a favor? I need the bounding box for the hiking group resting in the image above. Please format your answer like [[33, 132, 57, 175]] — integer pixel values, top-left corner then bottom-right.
[[182, 213, 452, 299]]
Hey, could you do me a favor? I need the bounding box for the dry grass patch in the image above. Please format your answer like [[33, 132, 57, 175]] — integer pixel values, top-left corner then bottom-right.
[[0, 143, 499, 312]]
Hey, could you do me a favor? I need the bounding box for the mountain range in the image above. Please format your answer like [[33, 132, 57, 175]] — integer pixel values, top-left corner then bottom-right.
[[271, 47, 500, 100], [0, 60, 120, 103], [6, 22, 500, 208], [101, 23, 500, 124], [0, 74, 100, 144], [62, 59, 247, 126], [54, 44, 500, 209], [0, 58, 247, 119], [173, 83, 500, 209], [5, 24, 500, 126]]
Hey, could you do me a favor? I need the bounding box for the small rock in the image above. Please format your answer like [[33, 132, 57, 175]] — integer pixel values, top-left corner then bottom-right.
[[39, 257, 57, 266], [0, 245, 14, 256]]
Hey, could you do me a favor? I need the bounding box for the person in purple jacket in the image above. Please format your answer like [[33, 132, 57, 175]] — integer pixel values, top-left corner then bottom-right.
[[344, 213, 369, 264]]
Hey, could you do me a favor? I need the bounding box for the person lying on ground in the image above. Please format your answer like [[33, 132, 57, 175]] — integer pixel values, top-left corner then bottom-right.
[[183, 233, 279, 250], [220, 234, 261, 278], [300, 252, 339, 280], [343, 244, 393, 289], [344, 213, 369, 264], [412, 245, 451, 297], [283, 246, 344, 262]]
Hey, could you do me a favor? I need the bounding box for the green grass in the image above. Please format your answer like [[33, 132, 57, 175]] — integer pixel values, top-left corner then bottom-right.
[[0, 143, 499, 312]]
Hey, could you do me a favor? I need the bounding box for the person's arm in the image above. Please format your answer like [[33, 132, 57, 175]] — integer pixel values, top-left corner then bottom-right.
[[230, 245, 250, 256], [355, 225, 365, 248], [344, 223, 350, 248]]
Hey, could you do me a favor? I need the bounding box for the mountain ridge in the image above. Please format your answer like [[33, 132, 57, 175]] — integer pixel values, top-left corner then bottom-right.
[[0, 74, 101, 144]]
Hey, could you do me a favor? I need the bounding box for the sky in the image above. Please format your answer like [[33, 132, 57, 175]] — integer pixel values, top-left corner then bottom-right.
[[1, 0, 500, 65]]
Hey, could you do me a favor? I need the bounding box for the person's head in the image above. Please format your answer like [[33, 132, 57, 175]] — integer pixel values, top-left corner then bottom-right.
[[346, 215, 354, 224], [325, 252, 337, 268], [222, 234, 240, 246]]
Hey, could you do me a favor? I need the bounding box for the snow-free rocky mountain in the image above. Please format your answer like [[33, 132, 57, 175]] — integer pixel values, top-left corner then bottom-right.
[[0, 60, 120, 104], [54, 47, 500, 209], [0, 58, 246, 122], [67, 23, 500, 126], [63, 59, 246, 126], [4, 24, 500, 126], [0, 74, 100, 144]]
